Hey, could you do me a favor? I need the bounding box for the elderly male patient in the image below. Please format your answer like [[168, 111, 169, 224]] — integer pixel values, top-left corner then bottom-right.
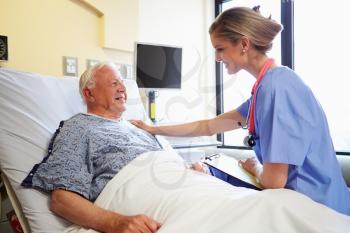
[[22, 63, 162, 233]]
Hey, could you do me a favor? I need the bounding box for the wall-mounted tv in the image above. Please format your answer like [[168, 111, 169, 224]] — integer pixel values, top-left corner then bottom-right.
[[135, 42, 182, 89]]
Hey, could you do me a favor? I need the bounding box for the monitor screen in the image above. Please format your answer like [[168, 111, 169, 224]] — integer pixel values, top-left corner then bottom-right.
[[136, 43, 182, 89]]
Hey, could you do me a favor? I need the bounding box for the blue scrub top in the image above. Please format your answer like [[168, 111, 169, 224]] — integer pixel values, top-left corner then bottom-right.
[[237, 66, 350, 216]]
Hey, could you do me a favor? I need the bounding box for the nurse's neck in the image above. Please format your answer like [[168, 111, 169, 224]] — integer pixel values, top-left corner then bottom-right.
[[245, 53, 276, 79]]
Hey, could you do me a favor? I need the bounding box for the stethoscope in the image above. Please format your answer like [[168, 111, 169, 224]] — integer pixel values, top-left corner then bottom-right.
[[238, 101, 256, 147], [238, 58, 275, 148]]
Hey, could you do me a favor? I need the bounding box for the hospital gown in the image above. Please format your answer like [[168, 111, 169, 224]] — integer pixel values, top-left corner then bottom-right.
[[237, 66, 350, 216], [22, 113, 161, 201]]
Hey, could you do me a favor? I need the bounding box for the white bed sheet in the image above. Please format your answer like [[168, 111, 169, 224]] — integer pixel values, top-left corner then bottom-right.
[[64, 150, 350, 233]]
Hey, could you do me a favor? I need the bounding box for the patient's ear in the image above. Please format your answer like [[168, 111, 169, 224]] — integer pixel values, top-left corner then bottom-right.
[[83, 88, 95, 102]]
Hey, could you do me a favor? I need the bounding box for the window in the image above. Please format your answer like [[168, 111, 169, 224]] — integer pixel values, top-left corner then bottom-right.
[[216, 0, 349, 154], [294, 1, 350, 153]]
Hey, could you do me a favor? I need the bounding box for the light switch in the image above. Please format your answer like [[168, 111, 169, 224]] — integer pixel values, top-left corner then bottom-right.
[[63, 56, 78, 76]]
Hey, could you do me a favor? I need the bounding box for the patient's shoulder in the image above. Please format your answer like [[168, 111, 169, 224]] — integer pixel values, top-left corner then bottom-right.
[[62, 113, 94, 128], [53, 113, 90, 139]]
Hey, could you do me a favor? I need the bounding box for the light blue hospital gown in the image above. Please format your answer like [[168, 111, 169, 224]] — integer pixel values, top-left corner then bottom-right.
[[22, 113, 161, 201], [237, 66, 350, 216]]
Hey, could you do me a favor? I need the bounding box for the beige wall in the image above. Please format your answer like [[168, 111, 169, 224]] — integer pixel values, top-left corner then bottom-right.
[[0, 0, 137, 77]]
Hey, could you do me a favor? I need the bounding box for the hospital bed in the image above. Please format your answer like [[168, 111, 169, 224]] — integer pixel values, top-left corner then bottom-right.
[[0, 68, 349, 233]]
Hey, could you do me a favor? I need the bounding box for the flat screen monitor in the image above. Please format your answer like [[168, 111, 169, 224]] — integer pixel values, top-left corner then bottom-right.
[[135, 43, 182, 89]]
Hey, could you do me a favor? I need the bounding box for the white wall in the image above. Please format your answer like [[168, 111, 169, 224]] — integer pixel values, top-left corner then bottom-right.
[[138, 0, 216, 122]]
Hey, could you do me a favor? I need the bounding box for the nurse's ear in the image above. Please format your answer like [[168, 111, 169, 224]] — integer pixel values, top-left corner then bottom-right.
[[240, 36, 251, 53]]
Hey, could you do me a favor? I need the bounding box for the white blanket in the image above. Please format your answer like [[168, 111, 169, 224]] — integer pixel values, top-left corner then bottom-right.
[[64, 150, 350, 233]]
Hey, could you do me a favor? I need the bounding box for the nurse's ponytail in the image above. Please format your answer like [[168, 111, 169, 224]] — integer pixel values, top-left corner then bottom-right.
[[209, 6, 283, 54]]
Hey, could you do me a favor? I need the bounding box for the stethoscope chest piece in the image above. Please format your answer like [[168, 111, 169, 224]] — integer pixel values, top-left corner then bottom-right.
[[243, 134, 256, 147]]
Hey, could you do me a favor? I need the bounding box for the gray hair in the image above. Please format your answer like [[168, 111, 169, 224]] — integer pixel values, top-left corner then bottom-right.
[[79, 62, 120, 102]]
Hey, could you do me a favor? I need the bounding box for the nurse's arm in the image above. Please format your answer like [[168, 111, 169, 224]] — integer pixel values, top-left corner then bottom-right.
[[259, 163, 289, 189], [240, 158, 288, 189], [130, 109, 245, 137]]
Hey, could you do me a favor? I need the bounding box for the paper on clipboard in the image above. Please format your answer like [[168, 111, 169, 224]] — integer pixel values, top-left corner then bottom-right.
[[203, 153, 263, 190]]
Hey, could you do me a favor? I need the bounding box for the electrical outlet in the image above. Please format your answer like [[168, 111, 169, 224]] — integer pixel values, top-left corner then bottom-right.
[[114, 63, 132, 79], [126, 64, 133, 79], [86, 59, 99, 69]]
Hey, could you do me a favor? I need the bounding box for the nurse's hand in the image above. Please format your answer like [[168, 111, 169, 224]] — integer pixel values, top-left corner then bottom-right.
[[239, 157, 262, 177], [129, 120, 154, 134]]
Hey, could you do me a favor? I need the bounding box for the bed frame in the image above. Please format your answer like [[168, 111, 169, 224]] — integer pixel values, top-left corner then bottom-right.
[[1, 172, 31, 233]]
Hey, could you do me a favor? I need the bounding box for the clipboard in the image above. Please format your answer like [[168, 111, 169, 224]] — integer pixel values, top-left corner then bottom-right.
[[203, 153, 263, 190]]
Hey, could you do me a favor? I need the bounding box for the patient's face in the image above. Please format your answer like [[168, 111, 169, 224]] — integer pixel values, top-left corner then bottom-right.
[[88, 66, 127, 118]]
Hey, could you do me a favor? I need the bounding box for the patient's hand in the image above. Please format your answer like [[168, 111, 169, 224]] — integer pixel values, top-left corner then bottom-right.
[[110, 214, 161, 233], [191, 162, 211, 175]]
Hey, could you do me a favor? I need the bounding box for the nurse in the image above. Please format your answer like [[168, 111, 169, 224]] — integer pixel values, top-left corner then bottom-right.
[[130, 6, 350, 216]]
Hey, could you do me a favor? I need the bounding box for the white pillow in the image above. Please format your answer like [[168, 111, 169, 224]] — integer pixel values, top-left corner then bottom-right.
[[0, 68, 151, 233]]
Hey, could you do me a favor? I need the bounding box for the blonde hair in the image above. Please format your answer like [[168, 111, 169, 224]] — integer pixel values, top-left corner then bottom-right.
[[209, 6, 283, 53], [79, 62, 119, 101]]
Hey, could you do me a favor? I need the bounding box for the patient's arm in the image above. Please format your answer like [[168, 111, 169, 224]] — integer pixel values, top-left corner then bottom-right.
[[51, 189, 161, 233], [130, 109, 245, 137], [240, 158, 288, 189]]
